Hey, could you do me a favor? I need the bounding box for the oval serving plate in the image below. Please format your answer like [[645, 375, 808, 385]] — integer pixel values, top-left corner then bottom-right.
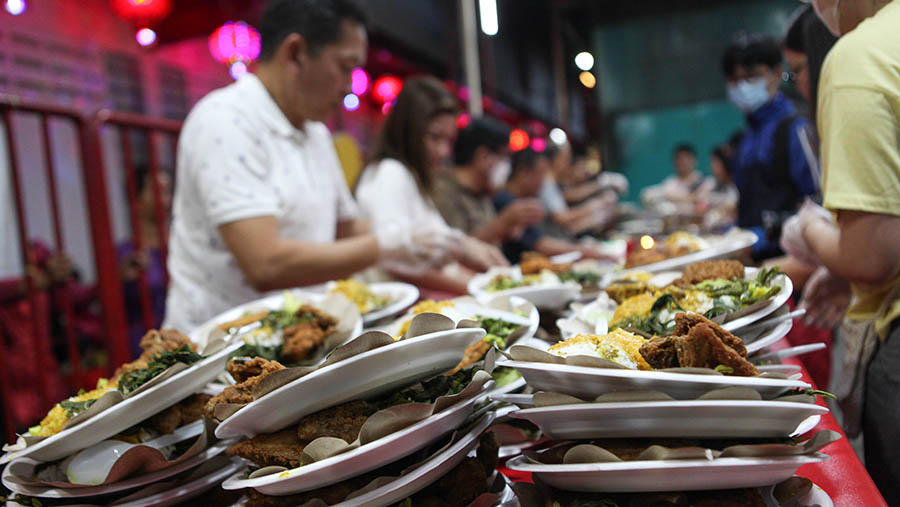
[[215, 327, 485, 439]]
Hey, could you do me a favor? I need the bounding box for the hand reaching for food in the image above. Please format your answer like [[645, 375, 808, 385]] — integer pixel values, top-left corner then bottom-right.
[[800, 266, 852, 329], [500, 199, 545, 231], [780, 200, 833, 266], [375, 223, 457, 275], [456, 235, 509, 272]]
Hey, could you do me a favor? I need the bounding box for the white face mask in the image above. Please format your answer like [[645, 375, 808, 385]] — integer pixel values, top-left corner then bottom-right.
[[727, 77, 772, 113], [812, 0, 842, 37], [489, 159, 511, 190]]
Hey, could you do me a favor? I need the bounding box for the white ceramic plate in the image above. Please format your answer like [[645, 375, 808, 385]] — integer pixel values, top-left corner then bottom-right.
[[744, 316, 793, 354], [222, 386, 494, 495], [188, 289, 363, 349], [357, 282, 420, 326], [0, 342, 244, 465], [505, 453, 829, 492], [501, 361, 809, 400], [621, 229, 758, 275], [2, 439, 234, 498], [509, 400, 828, 439], [721, 268, 793, 332], [111, 456, 245, 507], [467, 272, 582, 311], [487, 337, 551, 398], [215, 327, 486, 439]]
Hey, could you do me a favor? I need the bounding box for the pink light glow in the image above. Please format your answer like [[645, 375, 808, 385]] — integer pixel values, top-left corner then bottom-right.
[[136, 27, 157, 46], [229, 61, 248, 80], [373, 75, 402, 104], [457, 113, 471, 129], [351, 68, 369, 95], [209, 21, 261, 64], [530, 137, 547, 152]]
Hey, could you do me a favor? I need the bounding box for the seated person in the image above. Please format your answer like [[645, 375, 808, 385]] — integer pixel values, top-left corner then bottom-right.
[[432, 117, 545, 245], [697, 145, 740, 232], [355, 77, 508, 294], [540, 142, 617, 235], [558, 149, 628, 206], [641, 143, 705, 213], [494, 149, 618, 264]]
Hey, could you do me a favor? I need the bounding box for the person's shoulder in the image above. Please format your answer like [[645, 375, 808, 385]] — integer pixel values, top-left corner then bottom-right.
[[824, 5, 900, 93], [303, 121, 335, 145], [184, 80, 249, 127], [360, 158, 415, 188]]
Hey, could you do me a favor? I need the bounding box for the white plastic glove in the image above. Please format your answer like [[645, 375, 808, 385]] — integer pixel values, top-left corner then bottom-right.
[[780, 199, 833, 266], [376, 223, 458, 276], [800, 266, 852, 329], [455, 235, 509, 272]]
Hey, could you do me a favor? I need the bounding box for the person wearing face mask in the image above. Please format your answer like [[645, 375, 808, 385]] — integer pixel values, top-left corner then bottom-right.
[[721, 34, 819, 262], [432, 117, 546, 255], [778, 0, 900, 501], [164, 0, 455, 332], [355, 77, 508, 294]]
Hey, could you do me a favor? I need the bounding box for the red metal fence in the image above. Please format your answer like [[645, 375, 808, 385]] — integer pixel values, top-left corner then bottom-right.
[[0, 95, 181, 441]]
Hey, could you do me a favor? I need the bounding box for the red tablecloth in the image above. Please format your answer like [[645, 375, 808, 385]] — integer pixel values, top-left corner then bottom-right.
[[497, 347, 888, 506]]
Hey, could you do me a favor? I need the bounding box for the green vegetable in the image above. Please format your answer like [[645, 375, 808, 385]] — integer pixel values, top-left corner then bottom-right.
[[714, 365, 735, 375], [477, 317, 520, 350], [486, 275, 527, 292], [778, 388, 837, 400], [230, 343, 282, 363], [371, 368, 476, 411], [60, 399, 97, 417], [491, 367, 522, 388], [117, 345, 203, 396], [558, 270, 601, 288]]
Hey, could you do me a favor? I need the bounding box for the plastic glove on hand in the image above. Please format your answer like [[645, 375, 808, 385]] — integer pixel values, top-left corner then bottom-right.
[[800, 266, 852, 329]]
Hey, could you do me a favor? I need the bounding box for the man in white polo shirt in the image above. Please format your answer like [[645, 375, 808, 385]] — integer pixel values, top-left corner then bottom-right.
[[164, 0, 450, 331]]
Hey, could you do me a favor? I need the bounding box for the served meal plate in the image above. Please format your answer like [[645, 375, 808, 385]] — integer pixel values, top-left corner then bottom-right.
[[504, 453, 829, 493], [188, 290, 363, 351], [1, 439, 233, 498], [508, 400, 828, 439], [720, 268, 793, 332], [215, 327, 486, 439], [0, 341, 244, 465], [355, 281, 420, 326], [501, 360, 809, 400], [622, 229, 758, 274], [467, 272, 582, 310], [222, 383, 493, 495]]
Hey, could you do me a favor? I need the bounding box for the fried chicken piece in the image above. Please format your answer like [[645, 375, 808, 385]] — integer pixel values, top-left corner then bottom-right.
[[280, 305, 338, 363], [673, 312, 747, 357], [520, 252, 571, 275], [676, 323, 759, 376], [676, 259, 745, 286], [295, 400, 370, 443], [148, 393, 212, 434], [639, 335, 680, 369], [447, 339, 491, 376], [111, 329, 196, 384], [227, 356, 281, 383], [625, 249, 668, 269], [206, 358, 286, 417], [227, 427, 308, 469]]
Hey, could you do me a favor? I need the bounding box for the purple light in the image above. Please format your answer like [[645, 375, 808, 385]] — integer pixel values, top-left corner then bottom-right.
[[136, 27, 157, 47], [229, 61, 248, 80], [343, 93, 360, 111], [351, 68, 369, 96], [530, 137, 547, 152], [5, 0, 26, 15]]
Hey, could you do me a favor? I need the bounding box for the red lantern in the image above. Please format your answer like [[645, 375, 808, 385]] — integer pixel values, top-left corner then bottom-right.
[[509, 129, 530, 152], [209, 21, 262, 65], [372, 75, 403, 104], [110, 0, 172, 25]]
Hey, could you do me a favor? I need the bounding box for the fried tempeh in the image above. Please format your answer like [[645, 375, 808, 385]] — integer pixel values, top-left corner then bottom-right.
[[295, 400, 370, 443], [226, 427, 308, 469]]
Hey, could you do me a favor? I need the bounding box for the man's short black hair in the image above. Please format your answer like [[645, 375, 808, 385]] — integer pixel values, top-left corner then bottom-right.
[[509, 148, 547, 180], [259, 0, 367, 61], [721, 32, 782, 77], [454, 116, 510, 166], [673, 143, 697, 157]]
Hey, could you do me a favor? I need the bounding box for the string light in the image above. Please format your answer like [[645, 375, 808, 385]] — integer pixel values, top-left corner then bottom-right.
[[509, 129, 530, 151], [351, 68, 369, 96], [5, 0, 26, 15], [343, 93, 360, 111], [549, 128, 567, 145], [574, 51, 594, 71], [135, 27, 157, 46], [579, 71, 596, 89]]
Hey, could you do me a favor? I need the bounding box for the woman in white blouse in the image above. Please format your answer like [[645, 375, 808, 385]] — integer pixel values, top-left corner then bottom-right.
[[356, 76, 507, 294]]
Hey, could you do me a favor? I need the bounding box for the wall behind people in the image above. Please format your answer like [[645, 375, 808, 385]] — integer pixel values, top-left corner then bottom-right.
[[0, 0, 232, 281], [590, 0, 801, 202]]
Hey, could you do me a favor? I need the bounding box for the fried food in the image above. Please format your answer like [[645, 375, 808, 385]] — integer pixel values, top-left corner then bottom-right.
[[673, 312, 747, 357], [295, 400, 370, 443], [280, 305, 338, 363], [226, 426, 308, 469], [625, 248, 668, 268], [148, 393, 211, 434], [605, 280, 654, 304], [206, 358, 286, 416], [111, 329, 196, 384], [520, 252, 571, 275], [640, 313, 758, 376], [447, 339, 491, 376], [676, 259, 745, 286], [549, 329, 651, 370], [216, 311, 269, 331]]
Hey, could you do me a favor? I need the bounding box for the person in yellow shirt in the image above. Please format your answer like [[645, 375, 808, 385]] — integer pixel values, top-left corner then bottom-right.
[[782, 0, 900, 502]]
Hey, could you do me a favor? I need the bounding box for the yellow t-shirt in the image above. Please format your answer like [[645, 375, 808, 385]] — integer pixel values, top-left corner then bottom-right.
[[817, 0, 900, 339]]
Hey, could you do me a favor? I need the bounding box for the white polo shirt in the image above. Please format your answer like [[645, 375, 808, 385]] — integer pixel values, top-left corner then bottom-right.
[[163, 73, 358, 332]]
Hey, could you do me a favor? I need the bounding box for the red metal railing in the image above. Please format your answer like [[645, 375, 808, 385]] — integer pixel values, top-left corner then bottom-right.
[[0, 96, 182, 440]]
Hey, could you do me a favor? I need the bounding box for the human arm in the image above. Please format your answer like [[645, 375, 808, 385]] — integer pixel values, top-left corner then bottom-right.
[[562, 181, 605, 205], [390, 267, 472, 295], [336, 218, 370, 239], [804, 210, 900, 285], [472, 199, 545, 244], [219, 216, 379, 291]]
